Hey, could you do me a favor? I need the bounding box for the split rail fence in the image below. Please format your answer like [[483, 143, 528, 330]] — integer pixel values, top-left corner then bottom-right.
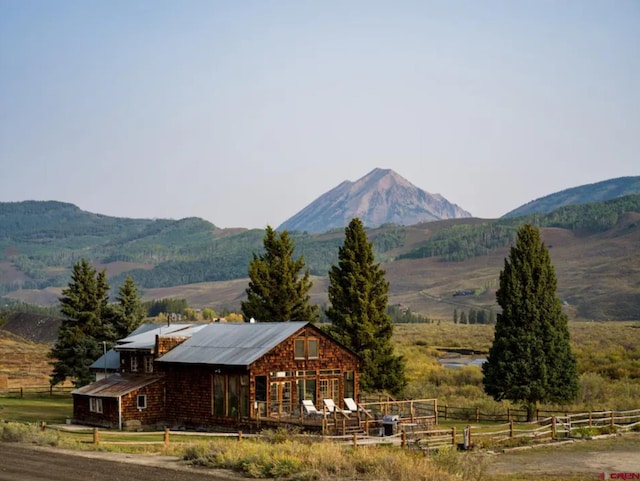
[[43, 408, 640, 451]]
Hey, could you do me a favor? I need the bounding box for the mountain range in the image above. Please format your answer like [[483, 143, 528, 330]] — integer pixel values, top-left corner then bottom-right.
[[0, 172, 639, 321]]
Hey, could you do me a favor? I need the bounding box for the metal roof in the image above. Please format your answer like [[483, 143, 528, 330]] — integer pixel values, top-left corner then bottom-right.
[[156, 322, 309, 367], [115, 323, 205, 351], [90, 349, 120, 371], [72, 374, 162, 398]]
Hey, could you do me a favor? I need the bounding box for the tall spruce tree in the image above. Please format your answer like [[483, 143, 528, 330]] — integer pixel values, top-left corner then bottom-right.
[[241, 226, 318, 322], [327, 218, 406, 395], [110, 275, 146, 339], [50, 259, 115, 387], [483, 224, 578, 420]]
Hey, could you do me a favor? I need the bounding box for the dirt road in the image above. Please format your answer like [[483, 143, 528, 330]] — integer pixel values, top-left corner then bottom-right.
[[0, 443, 239, 481]]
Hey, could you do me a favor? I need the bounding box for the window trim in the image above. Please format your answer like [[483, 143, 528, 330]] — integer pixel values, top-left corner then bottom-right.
[[137, 394, 147, 410], [90, 397, 103, 413]]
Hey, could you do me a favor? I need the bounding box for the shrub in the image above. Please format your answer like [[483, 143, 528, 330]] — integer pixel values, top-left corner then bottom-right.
[[0, 422, 60, 446]]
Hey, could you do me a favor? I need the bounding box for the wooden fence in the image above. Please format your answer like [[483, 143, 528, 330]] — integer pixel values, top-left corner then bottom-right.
[[0, 385, 74, 397], [37, 408, 640, 451]]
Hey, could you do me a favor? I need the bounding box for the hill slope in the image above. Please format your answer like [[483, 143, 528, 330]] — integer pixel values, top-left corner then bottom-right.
[[503, 176, 640, 218], [277, 168, 471, 233]]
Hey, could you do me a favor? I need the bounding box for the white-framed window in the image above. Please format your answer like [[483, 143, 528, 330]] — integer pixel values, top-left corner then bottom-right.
[[137, 394, 147, 410], [131, 356, 138, 373], [144, 356, 154, 373], [90, 398, 103, 413]]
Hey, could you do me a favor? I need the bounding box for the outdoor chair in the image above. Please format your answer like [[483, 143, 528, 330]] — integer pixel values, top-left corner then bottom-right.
[[344, 397, 373, 418], [301, 399, 323, 417], [323, 398, 350, 417]]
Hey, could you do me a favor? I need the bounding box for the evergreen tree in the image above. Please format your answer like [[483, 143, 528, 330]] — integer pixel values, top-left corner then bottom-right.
[[49, 259, 114, 387], [110, 275, 146, 340], [482, 224, 578, 421], [241, 226, 318, 322], [327, 218, 406, 395], [460, 311, 467, 324], [453, 309, 458, 324]]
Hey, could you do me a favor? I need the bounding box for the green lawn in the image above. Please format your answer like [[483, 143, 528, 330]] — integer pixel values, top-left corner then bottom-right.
[[0, 395, 72, 423]]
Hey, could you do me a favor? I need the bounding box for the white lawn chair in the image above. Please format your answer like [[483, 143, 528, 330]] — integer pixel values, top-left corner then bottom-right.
[[344, 397, 373, 418], [301, 399, 322, 417], [324, 398, 350, 417]]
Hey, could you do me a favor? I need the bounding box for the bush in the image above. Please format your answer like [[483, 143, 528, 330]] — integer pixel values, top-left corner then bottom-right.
[[0, 422, 60, 446]]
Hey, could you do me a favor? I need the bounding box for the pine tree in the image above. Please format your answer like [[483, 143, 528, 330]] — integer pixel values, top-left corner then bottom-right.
[[241, 226, 318, 322], [327, 218, 406, 395], [453, 309, 458, 324], [482, 224, 579, 421], [49, 259, 114, 387], [110, 275, 146, 340]]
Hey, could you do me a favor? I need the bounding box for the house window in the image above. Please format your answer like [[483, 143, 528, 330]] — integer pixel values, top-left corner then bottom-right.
[[144, 356, 154, 373], [137, 394, 147, 409], [308, 339, 319, 359], [294, 338, 319, 360], [90, 398, 103, 413], [344, 371, 355, 400], [319, 378, 339, 402], [131, 356, 138, 373], [296, 379, 316, 405]]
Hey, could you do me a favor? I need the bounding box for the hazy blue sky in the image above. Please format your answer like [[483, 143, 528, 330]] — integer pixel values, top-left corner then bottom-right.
[[1, 1, 638, 228]]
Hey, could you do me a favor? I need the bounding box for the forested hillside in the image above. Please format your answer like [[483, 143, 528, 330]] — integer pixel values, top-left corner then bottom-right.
[[1, 195, 639, 320]]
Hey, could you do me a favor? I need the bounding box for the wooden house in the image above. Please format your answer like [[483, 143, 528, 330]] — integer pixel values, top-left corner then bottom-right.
[[157, 321, 360, 430], [72, 323, 204, 429], [72, 321, 360, 431]]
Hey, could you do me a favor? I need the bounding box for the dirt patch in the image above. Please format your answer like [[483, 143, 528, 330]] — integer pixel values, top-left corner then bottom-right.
[[486, 434, 640, 477]]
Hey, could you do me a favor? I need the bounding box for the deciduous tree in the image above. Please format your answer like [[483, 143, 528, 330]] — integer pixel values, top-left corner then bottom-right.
[[327, 218, 406, 395], [242, 226, 318, 322], [482, 224, 578, 420]]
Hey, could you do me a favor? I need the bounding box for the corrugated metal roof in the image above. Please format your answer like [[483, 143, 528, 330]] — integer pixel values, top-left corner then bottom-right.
[[89, 349, 120, 371], [72, 374, 162, 398], [116, 323, 205, 350], [156, 322, 308, 367]]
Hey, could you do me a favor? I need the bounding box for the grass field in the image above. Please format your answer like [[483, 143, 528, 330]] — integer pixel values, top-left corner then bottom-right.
[[0, 395, 72, 423]]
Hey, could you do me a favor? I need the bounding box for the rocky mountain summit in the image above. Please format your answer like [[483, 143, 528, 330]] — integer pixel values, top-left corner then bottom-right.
[[278, 168, 472, 233]]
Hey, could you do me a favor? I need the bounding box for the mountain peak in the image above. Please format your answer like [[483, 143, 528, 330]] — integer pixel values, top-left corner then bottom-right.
[[278, 169, 472, 233]]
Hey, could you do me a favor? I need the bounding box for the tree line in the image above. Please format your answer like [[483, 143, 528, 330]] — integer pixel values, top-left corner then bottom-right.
[[48, 219, 580, 416]]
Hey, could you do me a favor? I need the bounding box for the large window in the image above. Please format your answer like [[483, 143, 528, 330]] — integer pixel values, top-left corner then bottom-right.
[[212, 374, 250, 419], [296, 379, 316, 405], [130, 356, 138, 373], [90, 398, 103, 413], [137, 394, 147, 409]]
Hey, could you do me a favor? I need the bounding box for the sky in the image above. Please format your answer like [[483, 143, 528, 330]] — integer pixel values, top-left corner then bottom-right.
[[1, 1, 638, 229]]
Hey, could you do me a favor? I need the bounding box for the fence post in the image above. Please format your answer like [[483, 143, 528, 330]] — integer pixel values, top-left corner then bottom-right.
[[551, 416, 556, 440], [401, 430, 407, 448], [509, 419, 514, 438], [476, 407, 480, 423], [163, 428, 170, 448], [464, 425, 471, 450], [451, 426, 456, 447], [20, 387, 23, 398], [536, 409, 539, 421], [610, 411, 615, 428], [589, 412, 592, 427], [238, 431, 243, 442], [507, 407, 510, 422], [93, 428, 100, 445], [353, 432, 358, 449], [444, 405, 447, 420]]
